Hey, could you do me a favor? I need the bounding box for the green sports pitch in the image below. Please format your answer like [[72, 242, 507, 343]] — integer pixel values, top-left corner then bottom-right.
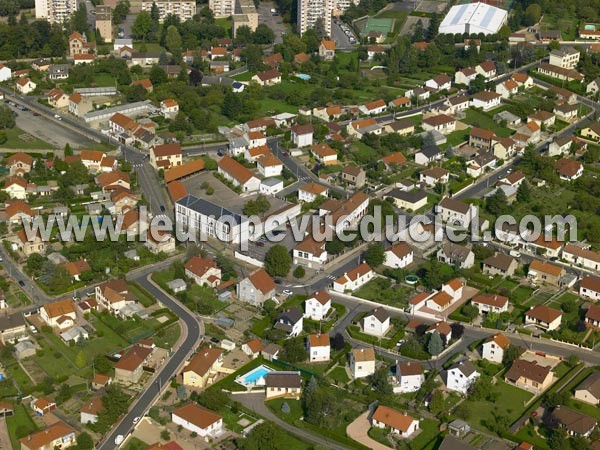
[[362, 17, 394, 36]]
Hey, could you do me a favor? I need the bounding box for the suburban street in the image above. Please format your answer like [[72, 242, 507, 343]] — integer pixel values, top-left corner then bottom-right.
[[98, 271, 203, 450]]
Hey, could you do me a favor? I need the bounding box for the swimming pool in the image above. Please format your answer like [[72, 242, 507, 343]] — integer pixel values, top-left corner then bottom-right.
[[296, 73, 311, 81], [236, 365, 274, 387]]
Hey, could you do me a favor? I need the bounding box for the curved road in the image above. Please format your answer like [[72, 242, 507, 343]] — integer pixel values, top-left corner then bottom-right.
[[97, 274, 203, 450]]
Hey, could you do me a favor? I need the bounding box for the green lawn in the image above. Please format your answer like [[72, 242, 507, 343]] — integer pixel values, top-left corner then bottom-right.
[[510, 286, 535, 305], [328, 365, 350, 384], [410, 418, 442, 450], [6, 404, 37, 449], [461, 381, 534, 431], [232, 71, 254, 81], [462, 109, 513, 138], [259, 97, 300, 115], [122, 437, 149, 450], [0, 127, 53, 149], [353, 277, 412, 307]]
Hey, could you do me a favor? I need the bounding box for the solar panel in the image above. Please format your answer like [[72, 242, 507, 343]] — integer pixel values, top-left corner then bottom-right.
[[479, 6, 499, 28]]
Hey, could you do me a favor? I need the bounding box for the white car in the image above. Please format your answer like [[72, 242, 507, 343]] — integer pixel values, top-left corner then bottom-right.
[[282, 289, 292, 296], [133, 416, 140, 424]]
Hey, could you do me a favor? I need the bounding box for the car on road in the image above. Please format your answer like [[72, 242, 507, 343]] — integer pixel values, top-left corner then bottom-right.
[[509, 250, 521, 258], [133, 417, 140, 424], [217, 150, 223, 157], [160, 205, 166, 212], [255, 241, 264, 247], [282, 289, 292, 296], [115, 435, 124, 445], [210, 337, 220, 344], [18, 280, 25, 287], [29, 325, 38, 334], [54, 114, 61, 120], [550, 256, 559, 262], [33, 112, 40, 116]]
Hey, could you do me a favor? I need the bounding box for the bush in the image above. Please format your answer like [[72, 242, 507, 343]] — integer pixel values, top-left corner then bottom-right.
[[293, 266, 305, 278]]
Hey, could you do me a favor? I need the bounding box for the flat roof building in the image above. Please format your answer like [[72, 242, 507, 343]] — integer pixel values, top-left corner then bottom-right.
[[439, 2, 508, 35]]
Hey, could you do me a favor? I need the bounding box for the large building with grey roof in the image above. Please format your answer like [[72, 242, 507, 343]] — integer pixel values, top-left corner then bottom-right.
[[439, 2, 508, 35]]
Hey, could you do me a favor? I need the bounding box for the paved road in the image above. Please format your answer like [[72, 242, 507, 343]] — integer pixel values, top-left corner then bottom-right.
[[257, 2, 286, 45], [98, 273, 203, 450], [332, 20, 356, 50], [1, 88, 170, 219], [4, 100, 95, 149], [235, 392, 351, 450]]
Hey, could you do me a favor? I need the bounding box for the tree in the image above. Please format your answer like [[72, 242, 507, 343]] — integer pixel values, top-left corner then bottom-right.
[[368, 367, 392, 396], [76, 432, 94, 450], [112, 0, 130, 25], [468, 375, 493, 400], [222, 91, 242, 120], [165, 25, 182, 56], [427, 331, 443, 356], [197, 388, 229, 412], [149, 64, 168, 84], [486, 188, 508, 216], [253, 23, 274, 45], [293, 266, 305, 279], [264, 244, 292, 277], [516, 181, 531, 203], [411, 19, 424, 42], [0, 105, 16, 129], [502, 345, 520, 365], [132, 11, 153, 39], [281, 401, 290, 414], [75, 350, 87, 368], [281, 338, 306, 363], [548, 427, 569, 450], [331, 333, 345, 350], [461, 304, 479, 322], [469, 74, 486, 93], [364, 242, 385, 267], [429, 390, 444, 416], [325, 238, 344, 255], [548, 39, 561, 51], [72, 3, 89, 35], [524, 4, 542, 26], [150, 1, 160, 22], [243, 195, 270, 216], [238, 422, 283, 450]]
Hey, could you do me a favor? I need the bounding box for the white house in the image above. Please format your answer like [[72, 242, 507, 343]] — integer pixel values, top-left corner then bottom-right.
[[160, 99, 179, 118], [437, 243, 475, 269], [422, 114, 456, 134], [260, 178, 284, 195], [471, 91, 502, 110], [579, 277, 600, 301], [394, 361, 424, 393], [475, 61, 497, 79], [425, 74, 452, 91], [525, 305, 562, 331], [333, 262, 374, 293], [471, 293, 509, 315], [496, 78, 519, 98], [274, 308, 304, 337], [454, 67, 478, 86], [361, 307, 390, 337], [293, 236, 327, 269], [298, 182, 328, 203], [16, 78, 36, 94], [217, 156, 260, 192], [436, 197, 477, 228], [372, 406, 420, 437], [350, 347, 376, 378], [359, 99, 387, 115], [257, 154, 283, 177], [40, 299, 77, 330], [308, 333, 330, 362], [0, 64, 11, 82], [383, 242, 414, 269], [414, 145, 443, 166], [304, 291, 331, 321], [172, 403, 223, 438], [446, 361, 480, 394], [290, 124, 313, 147], [481, 332, 510, 364]]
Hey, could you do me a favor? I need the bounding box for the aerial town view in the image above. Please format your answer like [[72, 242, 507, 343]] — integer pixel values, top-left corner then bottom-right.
[[2, 0, 600, 448]]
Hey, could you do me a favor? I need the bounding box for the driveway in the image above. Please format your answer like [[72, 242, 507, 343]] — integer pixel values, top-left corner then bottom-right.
[[234, 392, 350, 450], [346, 412, 393, 450]]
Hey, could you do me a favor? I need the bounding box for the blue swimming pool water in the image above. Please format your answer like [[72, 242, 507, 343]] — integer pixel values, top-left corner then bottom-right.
[[296, 73, 311, 81], [585, 24, 596, 31], [244, 367, 271, 383]]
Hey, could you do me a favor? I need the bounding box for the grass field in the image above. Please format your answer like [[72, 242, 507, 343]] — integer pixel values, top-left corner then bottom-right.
[[0, 127, 53, 149], [462, 109, 513, 137], [6, 404, 37, 449], [461, 381, 534, 432]]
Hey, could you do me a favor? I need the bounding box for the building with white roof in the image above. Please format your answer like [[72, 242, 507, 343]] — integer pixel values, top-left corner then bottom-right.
[[439, 2, 508, 35]]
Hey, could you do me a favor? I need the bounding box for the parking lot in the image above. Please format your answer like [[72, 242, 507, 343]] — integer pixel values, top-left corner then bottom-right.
[[5, 100, 96, 149], [257, 1, 288, 45], [332, 20, 357, 49]]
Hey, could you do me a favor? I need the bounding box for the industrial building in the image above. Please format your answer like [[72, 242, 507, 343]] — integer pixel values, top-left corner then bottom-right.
[[439, 2, 508, 35]]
